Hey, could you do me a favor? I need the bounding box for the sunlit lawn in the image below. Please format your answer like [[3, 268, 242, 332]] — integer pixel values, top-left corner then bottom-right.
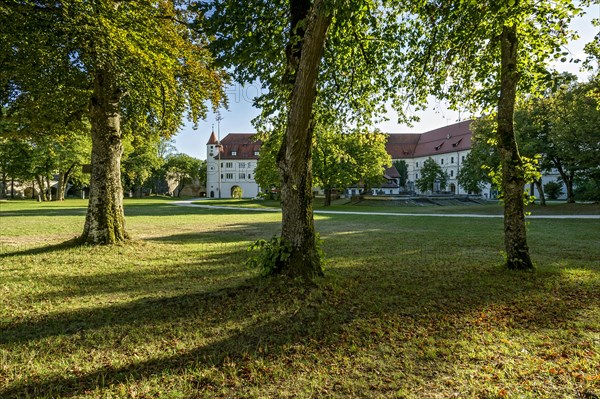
[[194, 197, 600, 216], [0, 197, 598, 398]]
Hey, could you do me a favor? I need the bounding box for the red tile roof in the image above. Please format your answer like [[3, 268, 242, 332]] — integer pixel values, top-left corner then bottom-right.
[[384, 165, 401, 179], [385, 133, 421, 159], [386, 120, 473, 159], [207, 131, 219, 145], [214, 121, 473, 163], [214, 133, 262, 160], [413, 120, 473, 158]]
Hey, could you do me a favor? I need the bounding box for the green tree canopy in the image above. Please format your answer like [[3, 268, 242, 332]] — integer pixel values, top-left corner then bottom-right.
[[416, 157, 448, 194], [1, 0, 225, 244], [401, 0, 582, 270], [392, 160, 409, 189], [313, 128, 390, 206], [163, 153, 204, 197]]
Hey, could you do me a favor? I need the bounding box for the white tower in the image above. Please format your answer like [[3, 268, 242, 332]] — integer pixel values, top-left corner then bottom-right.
[[206, 130, 219, 198]]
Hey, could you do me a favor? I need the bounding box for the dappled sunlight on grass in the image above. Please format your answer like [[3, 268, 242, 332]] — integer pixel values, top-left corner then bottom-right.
[[0, 199, 598, 398]]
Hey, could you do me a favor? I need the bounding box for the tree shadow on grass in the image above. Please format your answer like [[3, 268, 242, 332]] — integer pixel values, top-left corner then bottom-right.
[[2, 216, 599, 397], [0, 277, 267, 346], [144, 221, 281, 245], [2, 260, 599, 398], [1, 305, 342, 398], [0, 237, 82, 259]]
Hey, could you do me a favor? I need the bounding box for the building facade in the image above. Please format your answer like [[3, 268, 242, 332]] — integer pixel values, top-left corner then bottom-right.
[[385, 120, 485, 196], [206, 132, 261, 199], [207, 121, 565, 199]]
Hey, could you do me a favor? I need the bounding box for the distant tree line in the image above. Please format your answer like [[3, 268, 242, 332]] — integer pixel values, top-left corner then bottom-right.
[[0, 131, 205, 200], [458, 76, 600, 203]]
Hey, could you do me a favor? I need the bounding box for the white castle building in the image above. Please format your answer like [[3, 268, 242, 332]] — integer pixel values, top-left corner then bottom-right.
[[385, 120, 479, 196], [207, 121, 565, 199], [206, 132, 261, 198]]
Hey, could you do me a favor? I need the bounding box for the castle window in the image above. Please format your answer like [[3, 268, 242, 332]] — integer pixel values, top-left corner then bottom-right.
[[254, 151, 259, 156], [441, 158, 444, 165], [231, 151, 237, 156], [225, 173, 234, 179], [225, 162, 233, 168], [239, 162, 246, 169], [451, 157, 454, 164], [239, 173, 246, 179]]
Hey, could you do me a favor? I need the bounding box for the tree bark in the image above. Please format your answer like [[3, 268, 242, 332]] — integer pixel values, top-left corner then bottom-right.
[[565, 172, 574, 203], [35, 175, 46, 201], [57, 172, 65, 201], [276, 0, 331, 279], [80, 69, 128, 244], [554, 161, 575, 203], [534, 178, 546, 206], [497, 24, 533, 270], [324, 187, 332, 207], [1, 173, 7, 199], [46, 175, 52, 201], [57, 163, 75, 201]]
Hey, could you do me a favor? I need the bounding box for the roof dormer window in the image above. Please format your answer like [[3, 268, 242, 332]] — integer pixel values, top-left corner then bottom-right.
[[231, 151, 237, 156]]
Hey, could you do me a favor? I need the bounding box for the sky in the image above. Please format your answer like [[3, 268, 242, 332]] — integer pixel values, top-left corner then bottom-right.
[[173, 5, 599, 160]]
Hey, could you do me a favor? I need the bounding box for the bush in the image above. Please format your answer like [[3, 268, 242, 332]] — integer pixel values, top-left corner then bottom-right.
[[231, 186, 243, 198], [246, 236, 293, 276], [544, 181, 564, 200], [574, 179, 600, 201], [246, 234, 325, 276]]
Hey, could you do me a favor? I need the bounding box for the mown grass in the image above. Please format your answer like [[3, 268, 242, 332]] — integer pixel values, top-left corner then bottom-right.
[[0, 197, 599, 398]]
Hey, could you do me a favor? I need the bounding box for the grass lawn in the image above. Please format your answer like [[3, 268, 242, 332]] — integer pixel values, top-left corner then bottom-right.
[[0, 197, 599, 398], [193, 197, 600, 216]]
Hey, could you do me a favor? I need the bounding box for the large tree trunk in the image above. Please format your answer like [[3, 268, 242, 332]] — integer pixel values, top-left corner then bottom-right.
[[80, 69, 128, 244], [497, 24, 533, 271], [276, 0, 331, 279], [1, 173, 7, 199], [324, 187, 332, 207], [35, 176, 46, 201], [57, 173, 65, 201], [46, 175, 52, 201], [554, 162, 575, 203], [565, 172, 574, 203], [57, 164, 75, 201], [534, 178, 546, 206]]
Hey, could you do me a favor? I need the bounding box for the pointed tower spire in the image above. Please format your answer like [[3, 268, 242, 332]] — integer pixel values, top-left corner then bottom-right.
[[207, 129, 219, 145]]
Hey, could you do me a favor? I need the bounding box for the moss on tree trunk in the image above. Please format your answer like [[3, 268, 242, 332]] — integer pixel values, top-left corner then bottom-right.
[[276, 0, 331, 279], [80, 69, 128, 245], [497, 24, 533, 270]]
